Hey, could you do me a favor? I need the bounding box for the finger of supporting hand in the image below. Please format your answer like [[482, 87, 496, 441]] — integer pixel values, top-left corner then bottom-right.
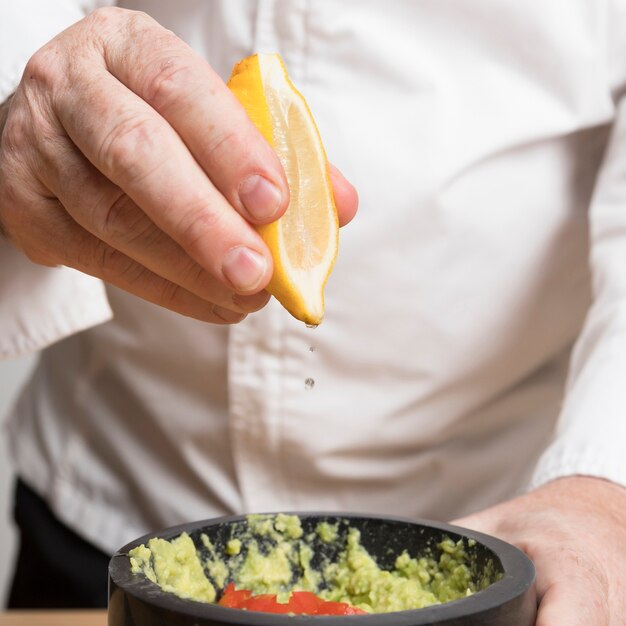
[[96, 8, 288, 224], [35, 134, 270, 314], [53, 65, 272, 295]]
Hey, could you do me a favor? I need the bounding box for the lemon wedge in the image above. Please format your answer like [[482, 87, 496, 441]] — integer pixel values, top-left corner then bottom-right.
[[228, 53, 339, 325]]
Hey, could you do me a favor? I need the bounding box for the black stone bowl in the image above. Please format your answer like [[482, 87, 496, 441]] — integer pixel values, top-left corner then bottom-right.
[[108, 513, 536, 626]]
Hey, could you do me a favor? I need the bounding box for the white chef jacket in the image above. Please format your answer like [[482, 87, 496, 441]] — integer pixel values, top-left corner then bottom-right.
[[1, 0, 626, 556]]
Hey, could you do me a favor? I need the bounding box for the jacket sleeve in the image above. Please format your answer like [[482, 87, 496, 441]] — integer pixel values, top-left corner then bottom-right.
[[530, 2, 626, 489], [0, 1, 115, 359], [0, 242, 112, 359]]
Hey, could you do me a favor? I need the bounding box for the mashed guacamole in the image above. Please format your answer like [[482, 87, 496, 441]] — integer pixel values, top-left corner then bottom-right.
[[129, 514, 490, 614]]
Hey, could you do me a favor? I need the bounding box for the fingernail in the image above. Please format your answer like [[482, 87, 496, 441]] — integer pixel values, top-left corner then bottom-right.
[[222, 246, 267, 292], [239, 175, 282, 221]]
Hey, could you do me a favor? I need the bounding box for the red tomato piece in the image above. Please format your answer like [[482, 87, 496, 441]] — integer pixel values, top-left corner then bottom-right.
[[218, 583, 252, 609], [286, 591, 325, 614], [316, 601, 368, 615], [244, 593, 292, 614], [218, 585, 367, 615]]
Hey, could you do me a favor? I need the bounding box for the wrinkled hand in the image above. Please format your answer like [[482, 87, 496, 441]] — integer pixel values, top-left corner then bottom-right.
[[0, 7, 358, 323], [454, 476, 626, 626]]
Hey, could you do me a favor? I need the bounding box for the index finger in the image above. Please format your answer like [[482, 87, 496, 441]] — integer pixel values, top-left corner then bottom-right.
[[99, 8, 290, 224]]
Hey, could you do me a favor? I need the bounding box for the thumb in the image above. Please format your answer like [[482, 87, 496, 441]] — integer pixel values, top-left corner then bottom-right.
[[537, 577, 609, 626], [328, 163, 358, 227], [454, 510, 611, 626]]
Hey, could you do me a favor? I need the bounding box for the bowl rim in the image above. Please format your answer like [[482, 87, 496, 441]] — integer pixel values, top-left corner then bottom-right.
[[109, 511, 535, 625]]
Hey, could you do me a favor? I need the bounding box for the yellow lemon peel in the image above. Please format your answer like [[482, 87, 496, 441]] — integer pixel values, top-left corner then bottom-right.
[[228, 53, 339, 325]]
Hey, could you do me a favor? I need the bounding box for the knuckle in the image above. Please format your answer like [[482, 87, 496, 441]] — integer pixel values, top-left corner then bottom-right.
[[2, 92, 65, 181], [96, 191, 151, 243], [177, 204, 225, 254], [86, 6, 133, 29], [84, 9, 161, 69], [97, 244, 140, 283], [23, 45, 59, 90], [81, 7, 138, 59], [204, 128, 245, 165], [143, 57, 196, 112], [201, 126, 271, 186], [174, 259, 244, 311], [178, 258, 207, 289], [98, 114, 164, 184], [125, 9, 158, 35], [157, 280, 184, 309]]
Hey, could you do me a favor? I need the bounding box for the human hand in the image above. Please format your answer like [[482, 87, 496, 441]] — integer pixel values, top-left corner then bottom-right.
[[454, 476, 626, 626], [0, 8, 357, 324]]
